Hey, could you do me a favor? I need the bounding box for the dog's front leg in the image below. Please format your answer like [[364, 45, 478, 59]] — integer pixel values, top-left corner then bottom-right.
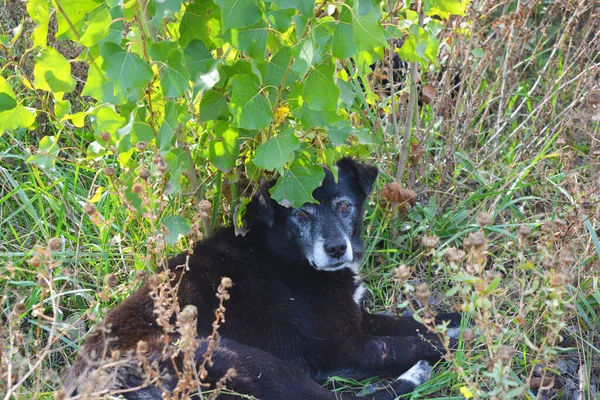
[[316, 333, 451, 383], [361, 311, 462, 337]]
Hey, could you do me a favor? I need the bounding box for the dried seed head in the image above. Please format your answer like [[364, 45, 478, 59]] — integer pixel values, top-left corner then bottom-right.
[[559, 250, 575, 266], [199, 200, 212, 213], [156, 160, 168, 173], [104, 273, 118, 287], [37, 274, 50, 288], [221, 277, 233, 288], [139, 167, 150, 180], [84, 202, 97, 215], [393, 264, 411, 282], [132, 183, 143, 194], [13, 302, 26, 317], [497, 345, 516, 362], [29, 255, 42, 268], [587, 90, 600, 108], [135, 270, 149, 281], [54, 387, 66, 400], [111, 350, 121, 361], [136, 141, 148, 151], [153, 154, 168, 173], [48, 237, 62, 251], [465, 231, 485, 248], [178, 305, 198, 325], [476, 211, 493, 226], [550, 270, 568, 287], [104, 167, 115, 177], [147, 274, 161, 288], [415, 283, 431, 302], [421, 235, 439, 249], [461, 329, 475, 343], [444, 247, 466, 263], [100, 132, 110, 141], [136, 340, 148, 354], [541, 257, 559, 270], [518, 225, 532, 237]]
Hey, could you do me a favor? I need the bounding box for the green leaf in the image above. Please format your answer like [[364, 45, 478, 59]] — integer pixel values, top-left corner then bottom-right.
[[54, 99, 70, 119], [162, 215, 191, 245], [179, 0, 223, 49], [300, 103, 341, 129], [266, 8, 295, 32], [131, 122, 155, 145], [229, 74, 273, 130], [200, 90, 229, 122], [270, 0, 314, 17], [397, 24, 439, 66], [214, 0, 263, 31], [151, 45, 190, 97], [303, 63, 340, 110], [26, 136, 59, 170], [425, 0, 468, 19], [26, 0, 50, 47], [0, 93, 17, 111], [351, 0, 388, 52], [207, 121, 240, 172], [326, 121, 352, 146], [472, 47, 484, 58], [79, 6, 111, 47], [332, 7, 356, 58], [354, 47, 383, 75], [222, 20, 268, 60], [265, 47, 297, 88], [34, 47, 76, 94], [0, 77, 35, 135], [253, 128, 300, 173], [101, 42, 154, 94], [0, 105, 36, 135], [269, 158, 325, 207], [165, 148, 190, 194], [53, 0, 102, 40], [184, 40, 215, 80], [82, 57, 129, 105], [94, 106, 126, 142], [312, 16, 335, 50], [61, 112, 86, 128], [148, 0, 184, 25], [291, 35, 320, 78], [157, 102, 186, 154]]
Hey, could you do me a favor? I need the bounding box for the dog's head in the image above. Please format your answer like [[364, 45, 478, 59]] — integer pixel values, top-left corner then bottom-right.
[[246, 158, 378, 272]]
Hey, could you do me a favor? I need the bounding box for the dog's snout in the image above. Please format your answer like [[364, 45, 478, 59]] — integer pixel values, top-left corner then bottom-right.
[[324, 239, 347, 259]]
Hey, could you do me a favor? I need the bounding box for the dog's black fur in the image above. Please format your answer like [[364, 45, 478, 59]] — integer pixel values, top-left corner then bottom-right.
[[65, 158, 459, 399]]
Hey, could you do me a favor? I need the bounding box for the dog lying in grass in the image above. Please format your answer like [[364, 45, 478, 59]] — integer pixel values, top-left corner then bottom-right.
[[65, 158, 459, 399]]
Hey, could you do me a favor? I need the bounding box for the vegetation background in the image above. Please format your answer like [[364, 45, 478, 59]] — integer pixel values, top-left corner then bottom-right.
[[0, 0, 599, 398]]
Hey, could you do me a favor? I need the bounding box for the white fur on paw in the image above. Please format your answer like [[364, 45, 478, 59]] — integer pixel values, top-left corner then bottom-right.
[[395, 360, 432, 386], [447, 327, 461, 339]]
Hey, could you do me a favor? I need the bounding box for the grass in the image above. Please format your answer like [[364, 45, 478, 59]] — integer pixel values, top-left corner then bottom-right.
[[1, 0, 600, 398]]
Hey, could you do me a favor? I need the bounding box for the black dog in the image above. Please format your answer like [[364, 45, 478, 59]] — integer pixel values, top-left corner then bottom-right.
[[65, 158, 459, 399]]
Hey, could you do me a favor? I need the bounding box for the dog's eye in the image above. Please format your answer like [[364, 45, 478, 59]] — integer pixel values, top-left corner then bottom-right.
[[338, 202, 351, 212], [297, 210, 310, 219]]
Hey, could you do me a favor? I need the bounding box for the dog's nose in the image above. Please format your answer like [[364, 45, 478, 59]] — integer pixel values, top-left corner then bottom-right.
[[324, 239, 347, 259]]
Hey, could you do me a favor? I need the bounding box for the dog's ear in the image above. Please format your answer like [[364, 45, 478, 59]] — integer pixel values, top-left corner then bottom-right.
[[337, 157, 378, 197], [245, 182, 275, 228]]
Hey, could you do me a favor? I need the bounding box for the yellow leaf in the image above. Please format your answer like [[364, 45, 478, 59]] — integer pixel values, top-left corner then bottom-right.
[[460, 386, 474, 399], [90, 186, 104, 203], [274, 106, 290, 124]]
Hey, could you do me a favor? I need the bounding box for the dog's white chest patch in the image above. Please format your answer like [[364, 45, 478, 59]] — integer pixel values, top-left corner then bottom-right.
[[353, 283, 366, 305]]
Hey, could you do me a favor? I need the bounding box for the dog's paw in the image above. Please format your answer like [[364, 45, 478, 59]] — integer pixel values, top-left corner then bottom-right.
[[395, 360, 432, 386], [447, 327, 461, 339]]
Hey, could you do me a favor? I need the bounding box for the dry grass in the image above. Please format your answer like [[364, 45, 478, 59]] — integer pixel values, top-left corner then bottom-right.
[[1, 0, 599, 399]]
